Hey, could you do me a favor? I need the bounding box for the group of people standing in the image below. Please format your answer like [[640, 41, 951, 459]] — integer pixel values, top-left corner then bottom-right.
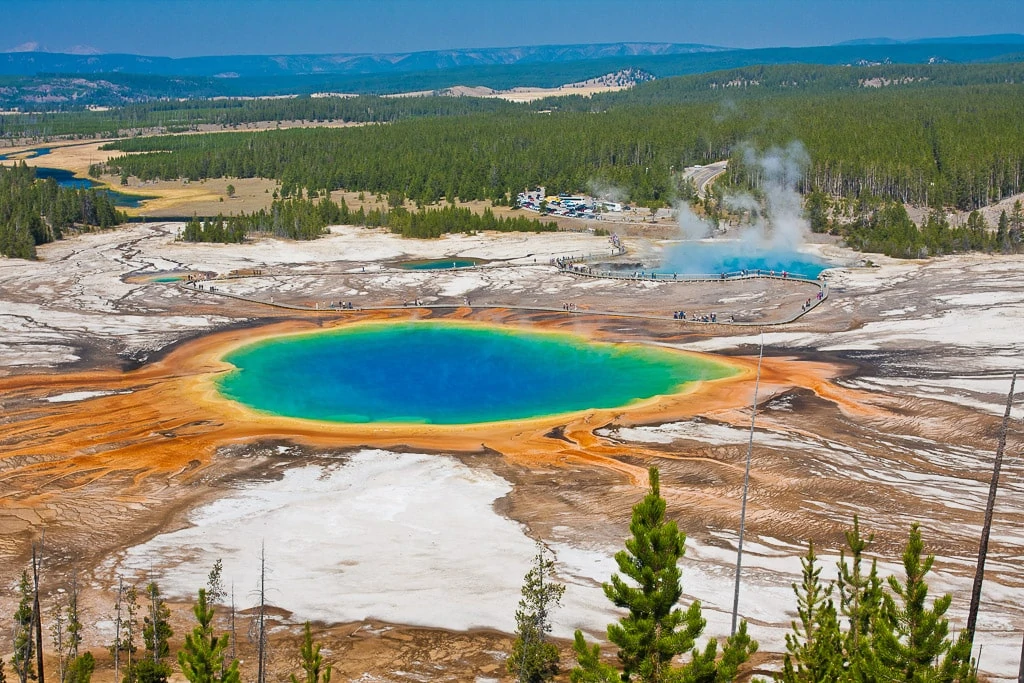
[[673, 311, 717, 323]]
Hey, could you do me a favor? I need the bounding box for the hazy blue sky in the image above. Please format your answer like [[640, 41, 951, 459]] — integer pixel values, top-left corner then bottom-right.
[[4, 0, 1022, 56]]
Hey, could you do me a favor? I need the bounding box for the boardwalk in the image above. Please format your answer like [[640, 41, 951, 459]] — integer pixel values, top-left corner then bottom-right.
[[179, 259, 828, 327]]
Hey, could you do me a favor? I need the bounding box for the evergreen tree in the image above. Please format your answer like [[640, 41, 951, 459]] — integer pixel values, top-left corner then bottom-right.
[[603, 467, 704, 680], [64, 653, 94, 683], [675, 620, 758, 683], [804, 191, 831, 233], [0, 658, 7, 683], [0, 163, 126, 258], [131, 659, 170, 683], [66, 573, 83, 679], [50, 577, 85, 683], [207, 560, 227, 605], [573, 467, 756, 683], [836, 516, 884, 678], [569, 633, 619, 683], [51, 600, 68, 682], [178, 589, 241, 683], [508, 544, 566, 683], [997, 210, 1009, 247], [11, 570, 35, 683], [115, 584, 140, 683], [779, 543, 843, 682], [129, 582, 173, 683], [867, 523, 976, 682], [143, 582, 173, 662], [290, 622, 332, 683]]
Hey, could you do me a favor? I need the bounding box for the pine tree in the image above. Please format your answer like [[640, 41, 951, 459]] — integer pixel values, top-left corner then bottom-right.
[[569, 632, 619, 683], [65, 573, 83, 680], [143, 582, 173, 662], [51, 600, 68, 683], [178, 589, 241, 683], [997, 210, 1009, 248], [868, 523, 976, 682], [836, 516, 883, 678], [779, 543, 843, 682], [12, 570, 35, 683], [115, 584, 140, 683], [131, 659, 169, 683], [290, 622, 331, 683], [51, 577, 86, 683], [63, 653, 94, 683], [508, 544, 566, 682], [606, 467, 703, 681], [573, 467, 756, 683], [131, 582, 173, 683], [676, 619, 758, 683], [207, 560, 226, 605]]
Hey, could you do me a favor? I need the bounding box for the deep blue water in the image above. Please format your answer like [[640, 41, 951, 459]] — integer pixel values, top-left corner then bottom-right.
[[0, 147, 51, 161], [218, 322, 736, 425], [658, 241, 829, 279], [33, 167, 152, 208], [35, 167, 96, 189]]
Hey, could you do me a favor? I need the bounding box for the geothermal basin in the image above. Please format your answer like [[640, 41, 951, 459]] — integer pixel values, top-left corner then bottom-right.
[[216, 321, 737, 424]]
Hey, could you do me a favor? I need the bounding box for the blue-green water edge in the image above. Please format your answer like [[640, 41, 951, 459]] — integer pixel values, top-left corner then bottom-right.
[[33, 167, 155, 208], [217, 322, 736, 425], [398, 258, 483, 270]]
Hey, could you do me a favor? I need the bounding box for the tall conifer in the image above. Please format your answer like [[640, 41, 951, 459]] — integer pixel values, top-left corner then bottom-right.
[[573, 467, 756, 682]]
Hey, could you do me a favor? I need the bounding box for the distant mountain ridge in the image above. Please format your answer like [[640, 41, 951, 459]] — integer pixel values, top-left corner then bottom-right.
[[836, 33, 1024, 46], [2, 37, 1022, 110], [0, 42, 726, 78]]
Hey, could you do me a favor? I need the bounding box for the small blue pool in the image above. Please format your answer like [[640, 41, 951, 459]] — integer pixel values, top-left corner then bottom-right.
[[398, 258, 484, 271]]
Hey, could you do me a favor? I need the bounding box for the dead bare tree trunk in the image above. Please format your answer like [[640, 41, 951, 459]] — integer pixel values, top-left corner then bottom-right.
[[113, 577, 123, 683], [966, 371, 1017, 648], [149, 578, 159, 665], [731, 336, 764, 636], [1018, 630, 1023, 683], [230, 583, 236, 662], [32, 538, 45, 683], [255, 544, 267, 683]]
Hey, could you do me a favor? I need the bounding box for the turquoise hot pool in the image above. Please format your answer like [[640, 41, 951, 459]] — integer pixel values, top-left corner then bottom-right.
[[217, 322, 736, 425], [397, 258, 484, 270], [659, 241, 829, 279]]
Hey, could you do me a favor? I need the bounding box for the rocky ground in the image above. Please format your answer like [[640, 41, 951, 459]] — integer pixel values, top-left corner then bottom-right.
[[1, 223, 1022, 681]]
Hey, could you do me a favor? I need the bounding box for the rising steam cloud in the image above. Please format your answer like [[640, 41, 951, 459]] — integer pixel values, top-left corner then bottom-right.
[[737, 140, 811, 249], [664, 142, 812, 273], [586, 179, 628, 204], [673, 202, 715, 240]]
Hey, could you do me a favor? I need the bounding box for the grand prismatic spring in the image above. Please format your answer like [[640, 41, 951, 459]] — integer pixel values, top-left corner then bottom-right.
[[217, 321, 738, 424]]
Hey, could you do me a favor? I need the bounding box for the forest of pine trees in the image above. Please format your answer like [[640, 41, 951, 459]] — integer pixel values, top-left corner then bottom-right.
[[180, 196, 557, 243], [0, 163, 126, 259], [2, 62, 1022, 140], [96, 82, 1024, 213]]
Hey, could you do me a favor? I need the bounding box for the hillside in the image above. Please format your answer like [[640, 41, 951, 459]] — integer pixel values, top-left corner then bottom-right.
[[0, 42, 725, 78], [1, 37, 1022, 110]]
